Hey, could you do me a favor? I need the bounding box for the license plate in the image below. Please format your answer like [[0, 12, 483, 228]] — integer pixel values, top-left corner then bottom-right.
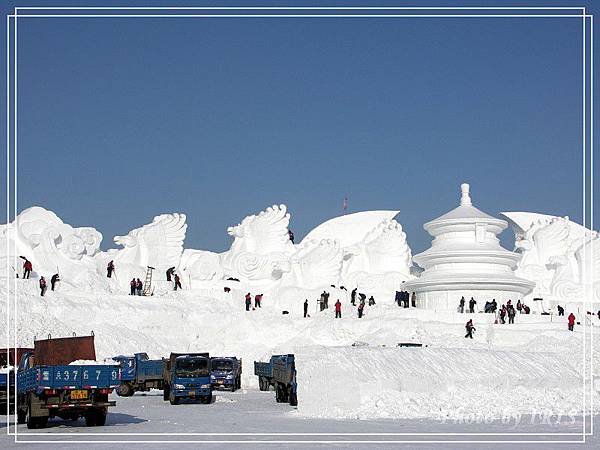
[[188, 391, 195, 396], [218, 380, 224, 384], [71, 390, 88, 400]]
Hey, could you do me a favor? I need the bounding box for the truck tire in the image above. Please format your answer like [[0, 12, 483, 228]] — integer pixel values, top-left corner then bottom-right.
[[275, 384, 285, 403], [289, 392, 298, 406], [169, 393, 179, 405], [259, 377, 268, 391], [26, 397, 48, 429], [85, 408, 107, 427], [163, 385, 170, 401], [200, 394, 212, 404], [117, 383, 133, 397], [17, 407, 26, 425]]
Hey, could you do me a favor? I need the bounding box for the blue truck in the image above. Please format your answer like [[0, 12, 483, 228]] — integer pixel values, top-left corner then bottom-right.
[[1, 348, 32, 411], [162, 352, 212, 405], [16, 336, 119, 429], [210, 357, 242, 391], [254, 354, 297, 406], [112, 352, 165, 397]]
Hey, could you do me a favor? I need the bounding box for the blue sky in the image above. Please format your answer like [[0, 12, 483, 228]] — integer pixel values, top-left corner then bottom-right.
[[2, 1, 598, 254]]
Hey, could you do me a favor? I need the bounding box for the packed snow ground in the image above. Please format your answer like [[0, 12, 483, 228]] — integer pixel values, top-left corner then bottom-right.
[[1, 278, 599, 422]]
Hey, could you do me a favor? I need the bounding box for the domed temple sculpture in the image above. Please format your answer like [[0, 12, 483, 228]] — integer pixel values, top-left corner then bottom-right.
[[404, 184, 534, 310]]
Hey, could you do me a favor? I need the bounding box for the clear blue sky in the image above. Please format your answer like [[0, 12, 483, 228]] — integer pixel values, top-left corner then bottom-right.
[[2, 1, 598, 254]]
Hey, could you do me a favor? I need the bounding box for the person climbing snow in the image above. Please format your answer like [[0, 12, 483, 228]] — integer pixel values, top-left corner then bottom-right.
[[245, 293, 252, 311], [50, 273, 60, 291], [303, 299, 309, 318], [459, 296, 465, 313], [39, 276, 47, 297], [358, 302, 364, 318], [106, 260, 114, 278], [166, 266, 175, 282], [568, 313, 576, 332], [174, 273, 182, 291], [334, 300, 342, 319], [465, 319, 475, 339], [288, 229, 295, 244], [130, 278, 136, 295], [23, 258, 32, 279]]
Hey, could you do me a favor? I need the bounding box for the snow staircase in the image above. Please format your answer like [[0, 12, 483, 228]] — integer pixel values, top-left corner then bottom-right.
[[142, 266, 155, 296]]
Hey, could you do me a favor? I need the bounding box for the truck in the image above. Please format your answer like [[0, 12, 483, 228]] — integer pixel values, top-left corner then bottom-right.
[[1, 348, 33, 411], [254, 354, 297, 406], [162, 352, 212, 405], [112, 352, 165, 396], [210, 357, 242, 391], [16, 335, 120, 429]]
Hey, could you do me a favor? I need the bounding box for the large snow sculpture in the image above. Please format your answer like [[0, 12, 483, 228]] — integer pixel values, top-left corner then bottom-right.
[[0, 206, 103, 281], [221, 205, 295, 281], [179, 249, 223, 282], [284, 239, 343, 289], [113, 213, 187, 271], [405, 184, 534, 310], [501, 212, 599, 306]]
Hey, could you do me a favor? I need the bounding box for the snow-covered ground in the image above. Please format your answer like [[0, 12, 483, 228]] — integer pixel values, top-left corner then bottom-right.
[[1, 277, 599, 443]]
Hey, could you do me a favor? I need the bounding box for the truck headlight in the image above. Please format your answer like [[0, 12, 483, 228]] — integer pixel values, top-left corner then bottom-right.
[[210, 375, 215, 380], [226, 374, 233, 379], [200, 384, 210, 388], [174, 384, 185, 390]]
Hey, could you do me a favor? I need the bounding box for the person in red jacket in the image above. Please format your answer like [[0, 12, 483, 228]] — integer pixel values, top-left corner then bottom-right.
[[254, 294, 262, 308], [568, 313, 576, 331], [39, 276, 47, 296], [23, 259, 32, 279], [245, 293, 252, 311], [334, 300, 342, 319]]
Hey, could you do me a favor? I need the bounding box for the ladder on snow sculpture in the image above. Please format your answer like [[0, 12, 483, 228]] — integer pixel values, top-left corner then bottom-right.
[[142, 266, 155, 296]]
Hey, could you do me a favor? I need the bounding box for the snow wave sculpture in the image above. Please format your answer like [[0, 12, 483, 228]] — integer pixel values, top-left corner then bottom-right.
[[284, 239, 343, 289], [221, 204, 295, 281], [501, 212, 599, 305], [0, 206, 102, 280]]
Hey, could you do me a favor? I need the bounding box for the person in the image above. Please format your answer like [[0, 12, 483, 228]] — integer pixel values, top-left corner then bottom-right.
[[411, 292, 416, 307], [323, 291, 330, 309], [507, 305, 516, 324], [568, 313, 576, 331], [353, 288, 359, 306], [288, 229, 295, 244], [598, 310, 600, 321], [303, 299, 309, 318], [166, 266, 175, 282], [522, 304, 530, 314], [334, 300, 342, 319], [39, 276, 47, 297], [136, 278, 143, 296], [358, 302, 364, 318], [358, 293, 366, 306], [174, 274, 182, 291], [465, 319, 475, 339], [106, 260, 114, 278], [245, 293, 252, 311], [50, 273, 60, 291], [469, 297, 477, 314], [491, 299, 498, 313], [557, 305, 565, 316], [255, 294, 262, 308], [319, 291, 327, 311], [459, 296, 465, 313], [516, 299, 522, 314], [23, 259, 32, 279], [130, 278, 136, 295], [484, 301, 491, 313], [368, 296, 376, 306], [499, 305, 507, 324]]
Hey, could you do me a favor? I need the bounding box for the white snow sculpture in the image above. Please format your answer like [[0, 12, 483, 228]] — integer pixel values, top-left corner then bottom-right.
[[284, 239, 343, 289], [501, 212, 599, 306], [221, 205, 295, 281], [113, 213, 187, 271], [179, 249, 223, 282]]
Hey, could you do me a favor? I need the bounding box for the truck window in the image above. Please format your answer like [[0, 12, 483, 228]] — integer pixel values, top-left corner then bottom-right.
[[175, 357, 209, 378], [212, 360, 233, 371]]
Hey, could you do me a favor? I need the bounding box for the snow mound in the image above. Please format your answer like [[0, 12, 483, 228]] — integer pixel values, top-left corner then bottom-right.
[[295, 346, 582, 420]]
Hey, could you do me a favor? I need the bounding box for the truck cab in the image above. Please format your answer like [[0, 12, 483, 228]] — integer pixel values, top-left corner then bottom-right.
[[210, 357, 242, 391], [112, 352, 164, 397], [163, 353, 212, 405]]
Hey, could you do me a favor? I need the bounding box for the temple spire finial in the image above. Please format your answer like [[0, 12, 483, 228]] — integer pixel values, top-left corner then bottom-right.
[[460, 183, 472, 206]]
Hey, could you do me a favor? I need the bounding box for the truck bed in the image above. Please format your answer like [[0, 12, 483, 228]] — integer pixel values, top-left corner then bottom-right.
[[254, 361, 272, 378], [17, 365, 120, 393]]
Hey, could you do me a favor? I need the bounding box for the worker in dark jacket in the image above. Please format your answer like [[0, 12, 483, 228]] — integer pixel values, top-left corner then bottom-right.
[[557, 305, 565, 316], [166, 266, 175, 282], [136, 278, 143, 295], [130, 278, 136, 295], [465, 319, 475, 339], [39, 276, 47, 296], [106, 260, 114, 278], [174, 274, 182, 291], [459, 296, 465, 313], [50, 273, 60, 291], [303, 299, 309, 318], [358, 302, 365, 318], [245, 293, 252, 311]]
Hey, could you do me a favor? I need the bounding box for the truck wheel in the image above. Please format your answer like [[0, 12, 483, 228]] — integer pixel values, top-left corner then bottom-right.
[[85, 408, 107, 427], [259, 377, 267, 391], [289, 392, 298, 406], [169, 393, 179, 405], [200, 395, 211, 404], [17, 407, 26, 425], [26, 397, 48, 429], [117, 383, 133, 397], [163, 385, 170, 401], [275, 385, 283, 403]]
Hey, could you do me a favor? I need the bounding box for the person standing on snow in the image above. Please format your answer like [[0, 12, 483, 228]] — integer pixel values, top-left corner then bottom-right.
[[352, 288, 358, 306], [469, 297, 477, 313], [459, 296, 465, 313], [130, 278, 136, 295], [465, 319, 475, 339], [136, 278, 143, 295], [516, 299, 522, 314], [288, 229, 295, 244], [507, 305, 516, 324], [174, 274, 182, 291], [166, 267, 175, 282], [255, 294, 262, 308], [499, 305, 507, 324], [303, 299, 309, 318], [245, 293, 252, 311], [557, 305, 565, 316], [334, 300, 342, 319], [106, 260, 114, 278], [368, 296, 376, 306], [23, 259, 33, 279], [357, 302, 364, 318], [39, 276, 47, 297], [568, 313, 576, 331], [50, 273, 60, 291]]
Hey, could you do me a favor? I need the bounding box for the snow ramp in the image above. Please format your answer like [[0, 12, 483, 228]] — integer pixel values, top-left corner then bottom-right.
[[295, 346, 582, 420]]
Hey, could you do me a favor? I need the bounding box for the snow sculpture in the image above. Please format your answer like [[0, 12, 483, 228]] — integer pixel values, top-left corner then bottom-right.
[[0, 206, 103, 281], [179, 249, 223, 282], [501, 212, 599, 306], [221, 205, 295, 281], [405, 184, 534, 310], [284, 239, 343, 289], [113, 213, 187, 271]]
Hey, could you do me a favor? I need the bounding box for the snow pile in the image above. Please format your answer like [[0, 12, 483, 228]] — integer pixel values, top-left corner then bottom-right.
[[295, 346, 582, 420]]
